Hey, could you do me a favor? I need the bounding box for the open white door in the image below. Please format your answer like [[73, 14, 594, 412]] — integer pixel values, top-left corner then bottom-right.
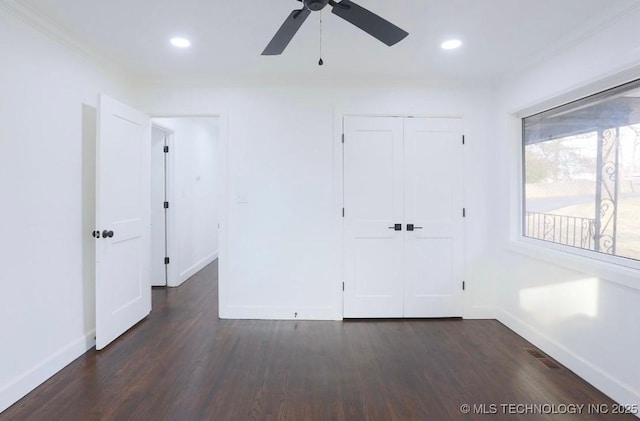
[[96, 94, 151, 350]]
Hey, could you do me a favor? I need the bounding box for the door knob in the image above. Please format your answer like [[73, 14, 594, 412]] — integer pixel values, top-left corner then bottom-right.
[[407, 224, 423, 231], [102, 230, 114, 238], [388, 224, 402, 231]]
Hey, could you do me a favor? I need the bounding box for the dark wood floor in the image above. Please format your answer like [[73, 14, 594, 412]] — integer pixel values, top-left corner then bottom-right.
[[2, 261, 634, 421]]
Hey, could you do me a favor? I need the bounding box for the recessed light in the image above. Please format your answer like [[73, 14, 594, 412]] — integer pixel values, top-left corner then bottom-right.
[[170, 37, 191, 48], [441, 39, 462, 50]]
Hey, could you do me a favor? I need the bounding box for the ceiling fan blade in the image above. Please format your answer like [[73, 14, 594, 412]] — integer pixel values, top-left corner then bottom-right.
[[330, 0, 408, 46], [262, 8, 312, 56]]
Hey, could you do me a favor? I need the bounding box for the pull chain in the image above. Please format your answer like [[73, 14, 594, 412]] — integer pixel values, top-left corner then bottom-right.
[[318, 11, 324, 66]]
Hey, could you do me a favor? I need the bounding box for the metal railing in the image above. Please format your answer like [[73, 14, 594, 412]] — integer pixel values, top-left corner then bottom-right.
[[525, 212, 596, 251]]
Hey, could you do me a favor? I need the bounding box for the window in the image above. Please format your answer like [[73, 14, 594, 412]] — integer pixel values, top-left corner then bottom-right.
[[523, 79, 640, 262]]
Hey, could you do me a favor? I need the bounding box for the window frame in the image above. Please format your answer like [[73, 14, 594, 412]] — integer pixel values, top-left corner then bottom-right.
[[508, 79, 640, 292]]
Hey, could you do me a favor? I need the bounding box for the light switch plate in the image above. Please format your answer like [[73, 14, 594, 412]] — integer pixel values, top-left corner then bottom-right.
[[235, 192, 249, 204]]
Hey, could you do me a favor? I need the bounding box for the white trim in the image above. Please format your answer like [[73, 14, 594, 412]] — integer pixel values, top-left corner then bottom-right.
[[340, 112, 465, 119], [510, 64, 640, 118], [498, 309, 640, 408], [0, 331, 95, 413], [151, 113, 223, 118], [171, 252, 218, 287], [464, 305, 496, 320], [217, 111, 230, 318], [506, 239, 640, 292], [333, 109, 345, 319], [0, 0, 131, 78], [506, 114, 524, 245], [222, 305, 341, 321], [336, 111, 468, 319], [150, 121, 176, 135], [516, 237, 640, 272]]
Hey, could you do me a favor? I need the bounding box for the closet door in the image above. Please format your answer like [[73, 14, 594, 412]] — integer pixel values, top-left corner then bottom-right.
[[342, 116, 464, 318], [343, 116, 405, 318], [403, 118, 464, 317]]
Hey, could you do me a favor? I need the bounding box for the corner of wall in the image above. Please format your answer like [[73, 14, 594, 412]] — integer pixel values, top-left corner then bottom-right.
[[170, 252, 218, 288]]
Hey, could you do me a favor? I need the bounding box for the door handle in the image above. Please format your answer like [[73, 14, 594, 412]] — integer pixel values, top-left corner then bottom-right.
[[407, 224, 423, 231], [102, 230, 114, 238], [388, 224, 402, 231]]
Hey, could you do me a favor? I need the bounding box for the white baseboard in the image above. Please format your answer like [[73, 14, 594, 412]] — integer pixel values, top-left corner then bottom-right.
[[221, 303, 494, 321], [170, 251, 218, 288], [498, 309, 640, 412], [220, 305, 342, 321], [464, 305, 496, 319], [0, 331, 95, 413]]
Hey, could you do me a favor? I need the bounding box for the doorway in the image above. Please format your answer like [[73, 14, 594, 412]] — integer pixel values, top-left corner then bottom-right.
[[151, 124, 172, 287], [151, 117, 220, 288], [93, 95, 221, 349], [342, 115, 465, 318]]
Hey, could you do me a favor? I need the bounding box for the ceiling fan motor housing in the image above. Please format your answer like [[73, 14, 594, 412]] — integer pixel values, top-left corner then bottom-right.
[[304, 0, 329, 11]]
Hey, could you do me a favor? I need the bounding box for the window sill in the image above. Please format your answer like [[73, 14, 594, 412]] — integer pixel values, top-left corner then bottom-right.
[[505, 237, 640, 292]]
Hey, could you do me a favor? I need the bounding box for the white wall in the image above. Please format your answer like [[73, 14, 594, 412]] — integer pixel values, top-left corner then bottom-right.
[[0, 5, 134, 413], [153, 118, 219, 287], [137, 83, 498, 320], [494, 8, 640, 407], [0, 2, 497, 410], [14, 0, 637, 413], [11, 0, 639, 413]]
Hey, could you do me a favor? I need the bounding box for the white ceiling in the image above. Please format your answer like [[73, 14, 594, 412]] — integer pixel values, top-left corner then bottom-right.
[[16, 0, 640, 84]]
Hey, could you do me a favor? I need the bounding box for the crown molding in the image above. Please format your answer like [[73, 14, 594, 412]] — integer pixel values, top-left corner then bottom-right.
[[504, 2, 640, 82], [131, 72, 485, 90], [0, 0, 135, 80]]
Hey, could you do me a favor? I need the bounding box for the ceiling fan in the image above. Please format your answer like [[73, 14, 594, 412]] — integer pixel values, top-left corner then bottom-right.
[[262, 0, 409, 56]]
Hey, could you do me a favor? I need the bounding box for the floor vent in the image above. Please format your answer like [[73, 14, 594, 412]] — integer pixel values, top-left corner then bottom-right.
[[526, 349, 545, 359], [525, 348, 562, 370]]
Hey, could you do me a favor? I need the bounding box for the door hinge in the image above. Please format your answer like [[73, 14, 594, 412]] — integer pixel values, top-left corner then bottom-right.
[[342, 133, 345, 144], [164, 201, 169, 209], [342, 282, 345, 291], [165, 257, 170, 265], [463, 208, 466, 218], [462, 135, 465, 145], [164, 145, 169, 153], [462, 281, 466, 291], [342, 208, 345, 217]]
